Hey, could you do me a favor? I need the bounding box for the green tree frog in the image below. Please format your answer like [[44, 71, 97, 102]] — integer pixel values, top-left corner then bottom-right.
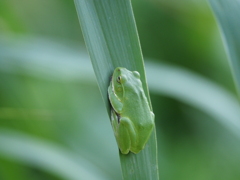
[[108, 67, 154, 154]]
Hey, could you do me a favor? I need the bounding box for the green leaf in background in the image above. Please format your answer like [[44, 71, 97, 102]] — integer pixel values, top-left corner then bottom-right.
[[1, 36, 240, 179], [208, 0, 240, 97], [1, 37, 239, 134], [146, 61, 240, 138], [0, 129, 110, 180], [74, 1, 158, 179]]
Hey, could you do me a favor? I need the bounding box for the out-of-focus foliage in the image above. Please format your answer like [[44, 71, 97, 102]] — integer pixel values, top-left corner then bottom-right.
[[208, 0, 240, 96], [0, 0, 239, 180]]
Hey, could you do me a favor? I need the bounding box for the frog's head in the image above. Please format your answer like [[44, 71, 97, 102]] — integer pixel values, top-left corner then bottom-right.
[[111, 67, 141, 100]]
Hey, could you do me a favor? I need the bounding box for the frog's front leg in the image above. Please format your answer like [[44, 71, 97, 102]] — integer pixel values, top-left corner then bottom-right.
[[108, 85, 123, 112]]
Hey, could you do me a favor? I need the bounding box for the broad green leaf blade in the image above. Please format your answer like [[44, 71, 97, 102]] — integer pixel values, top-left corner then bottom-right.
[[74, 0, 151, 108], [74, 1, 158, 179], [146, 61, 240, 138], [208, 0, 240, 97], [0, 129, 110, 180]]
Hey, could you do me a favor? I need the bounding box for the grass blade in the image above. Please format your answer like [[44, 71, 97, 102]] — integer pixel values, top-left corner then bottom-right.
[[0, 129, 110, 180], [146, 61, 240, 138], [208, 0, 240, 97], [74, 1, 159, 179]]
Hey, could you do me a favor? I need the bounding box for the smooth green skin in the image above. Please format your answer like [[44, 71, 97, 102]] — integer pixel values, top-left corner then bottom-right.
[[108, 67, 154, 154]]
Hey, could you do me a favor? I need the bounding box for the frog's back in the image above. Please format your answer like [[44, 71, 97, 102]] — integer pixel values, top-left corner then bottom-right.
[[123, 90, 154, 153], [120, 68, 154, 153]]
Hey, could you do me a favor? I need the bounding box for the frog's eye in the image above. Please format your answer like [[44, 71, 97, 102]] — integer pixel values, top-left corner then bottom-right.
[[117, 76, 121, 83]]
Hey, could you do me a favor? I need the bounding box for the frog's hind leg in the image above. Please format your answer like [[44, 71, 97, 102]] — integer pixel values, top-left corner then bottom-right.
[[117, 122, 131, 154], [118, 117, 137, 154], [110, 110, 129, 154]]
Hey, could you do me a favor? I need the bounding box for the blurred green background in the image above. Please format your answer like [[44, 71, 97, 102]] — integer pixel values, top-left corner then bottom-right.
[[0, 0, 240, 180]]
